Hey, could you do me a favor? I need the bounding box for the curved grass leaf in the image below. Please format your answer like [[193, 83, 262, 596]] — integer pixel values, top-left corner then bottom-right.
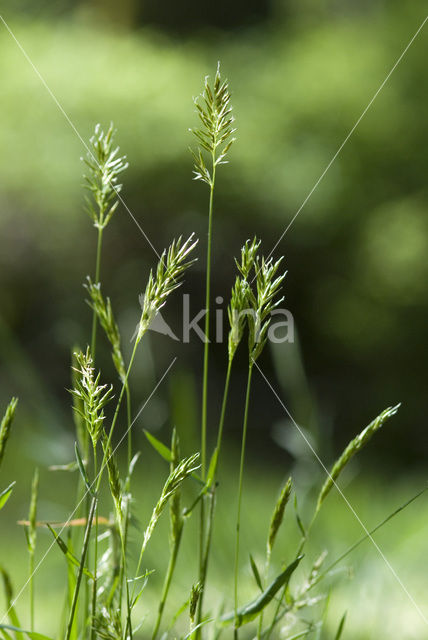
[[221, 556, 303, 627], [46, 524, 94, 580], [144, 430, 172, 462], [0, 482, 15, 511], [144, 430, 204, 486], [0, 625, 53, 640], [334, 613, 346, 640]]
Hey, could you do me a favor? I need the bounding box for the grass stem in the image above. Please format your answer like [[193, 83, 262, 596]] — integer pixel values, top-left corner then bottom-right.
[[90, 227, 103, 359], [234, 361, 254, 638], [151, 526, 183, 640], [65, 496, 97, 640]]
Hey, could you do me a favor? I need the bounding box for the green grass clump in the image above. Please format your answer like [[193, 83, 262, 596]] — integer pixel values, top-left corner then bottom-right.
[[0, 65, 419, 640]]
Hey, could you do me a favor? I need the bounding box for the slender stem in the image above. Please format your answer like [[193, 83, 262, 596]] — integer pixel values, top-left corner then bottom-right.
[[151, 525, 183, 640], [65, 496, 97, 640], [234, 362, 254, 638], [197, 162, 216, 639], [196, 487, 216, 636], [125, 382, 132, 470], [91, 444, 98, 640], [215, 358, 233, 460], [119, 517, 133, 640], [91, 226, 103, 359], [257, 550, 271, 639], [29, 552, 35, 631], [195, 357, 233, 637], [201, 165, 216, 478]]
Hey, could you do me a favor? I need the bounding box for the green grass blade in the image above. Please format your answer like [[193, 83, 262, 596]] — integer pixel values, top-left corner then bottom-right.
[[0, 482, 15, 511], [144, 430, 172, 463], [222, 556, 303, 627], [46, 524, 94, 580], [249, 554, 263, 591], [334, 613, 346, 640], [0, 625, 53, 640]]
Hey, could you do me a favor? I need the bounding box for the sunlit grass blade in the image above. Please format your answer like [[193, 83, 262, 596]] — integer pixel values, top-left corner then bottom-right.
[[222, 556, 303, 627], [0, 482, 15, 512]]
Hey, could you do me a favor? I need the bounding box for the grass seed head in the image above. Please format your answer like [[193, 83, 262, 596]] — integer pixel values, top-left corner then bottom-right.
[[267, 476, 292, 556], [142, 453, 200, 552], [248, 255, 287, 361], [70, 347, 113, 448], [85, 278, 126, 382], [228, 238, 261, 360], [170, 428, 183, 545], [189, 582, 203, 626], [316, 404, 401, 512], [190, 63, 236, 186], [137, 234, 198, 342], [0, 397, 18, 470], [83, 123, 128, 230]]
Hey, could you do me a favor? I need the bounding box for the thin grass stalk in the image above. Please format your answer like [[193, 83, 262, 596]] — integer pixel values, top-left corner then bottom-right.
[[125, 383, 132, 470], [197, 161, 216, 640], [65, 496, 97, 640], [256, 552, 271, 640], [90, 226, 103, 359], [119, 523, 133, 640], [91, 444, 98, 640], [234, 361, 254, 639], [196, 486, 216, 636], [215, 358, 233, 461], [151, 526, 183, 640], [201, 163, 216, 478], [195, 357, 232, 636], [28, 468, 39, 632]]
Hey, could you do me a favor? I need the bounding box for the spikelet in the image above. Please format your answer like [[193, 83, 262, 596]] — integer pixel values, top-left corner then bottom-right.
[[26, 468, 39, 555], [102, 435, 123, 526], [248, 255, 287, 361], [228, 238, 261, 360], [190, 63, 236, 186], [85, 279, 126, 382], [137, 234, 198, 342], [0, 397, 18, 470], [189, 582, 202, 628], [267, 477, 292, 557], [316, 404, 400, 512], [70, 347, 113, 448], [141, 453, 200, 555], [83, 123, 128, 230], [169, 428, 183, 546]]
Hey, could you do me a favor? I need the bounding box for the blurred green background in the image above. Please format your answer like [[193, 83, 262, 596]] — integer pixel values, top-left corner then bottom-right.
[[1, 0, 428, 637]]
